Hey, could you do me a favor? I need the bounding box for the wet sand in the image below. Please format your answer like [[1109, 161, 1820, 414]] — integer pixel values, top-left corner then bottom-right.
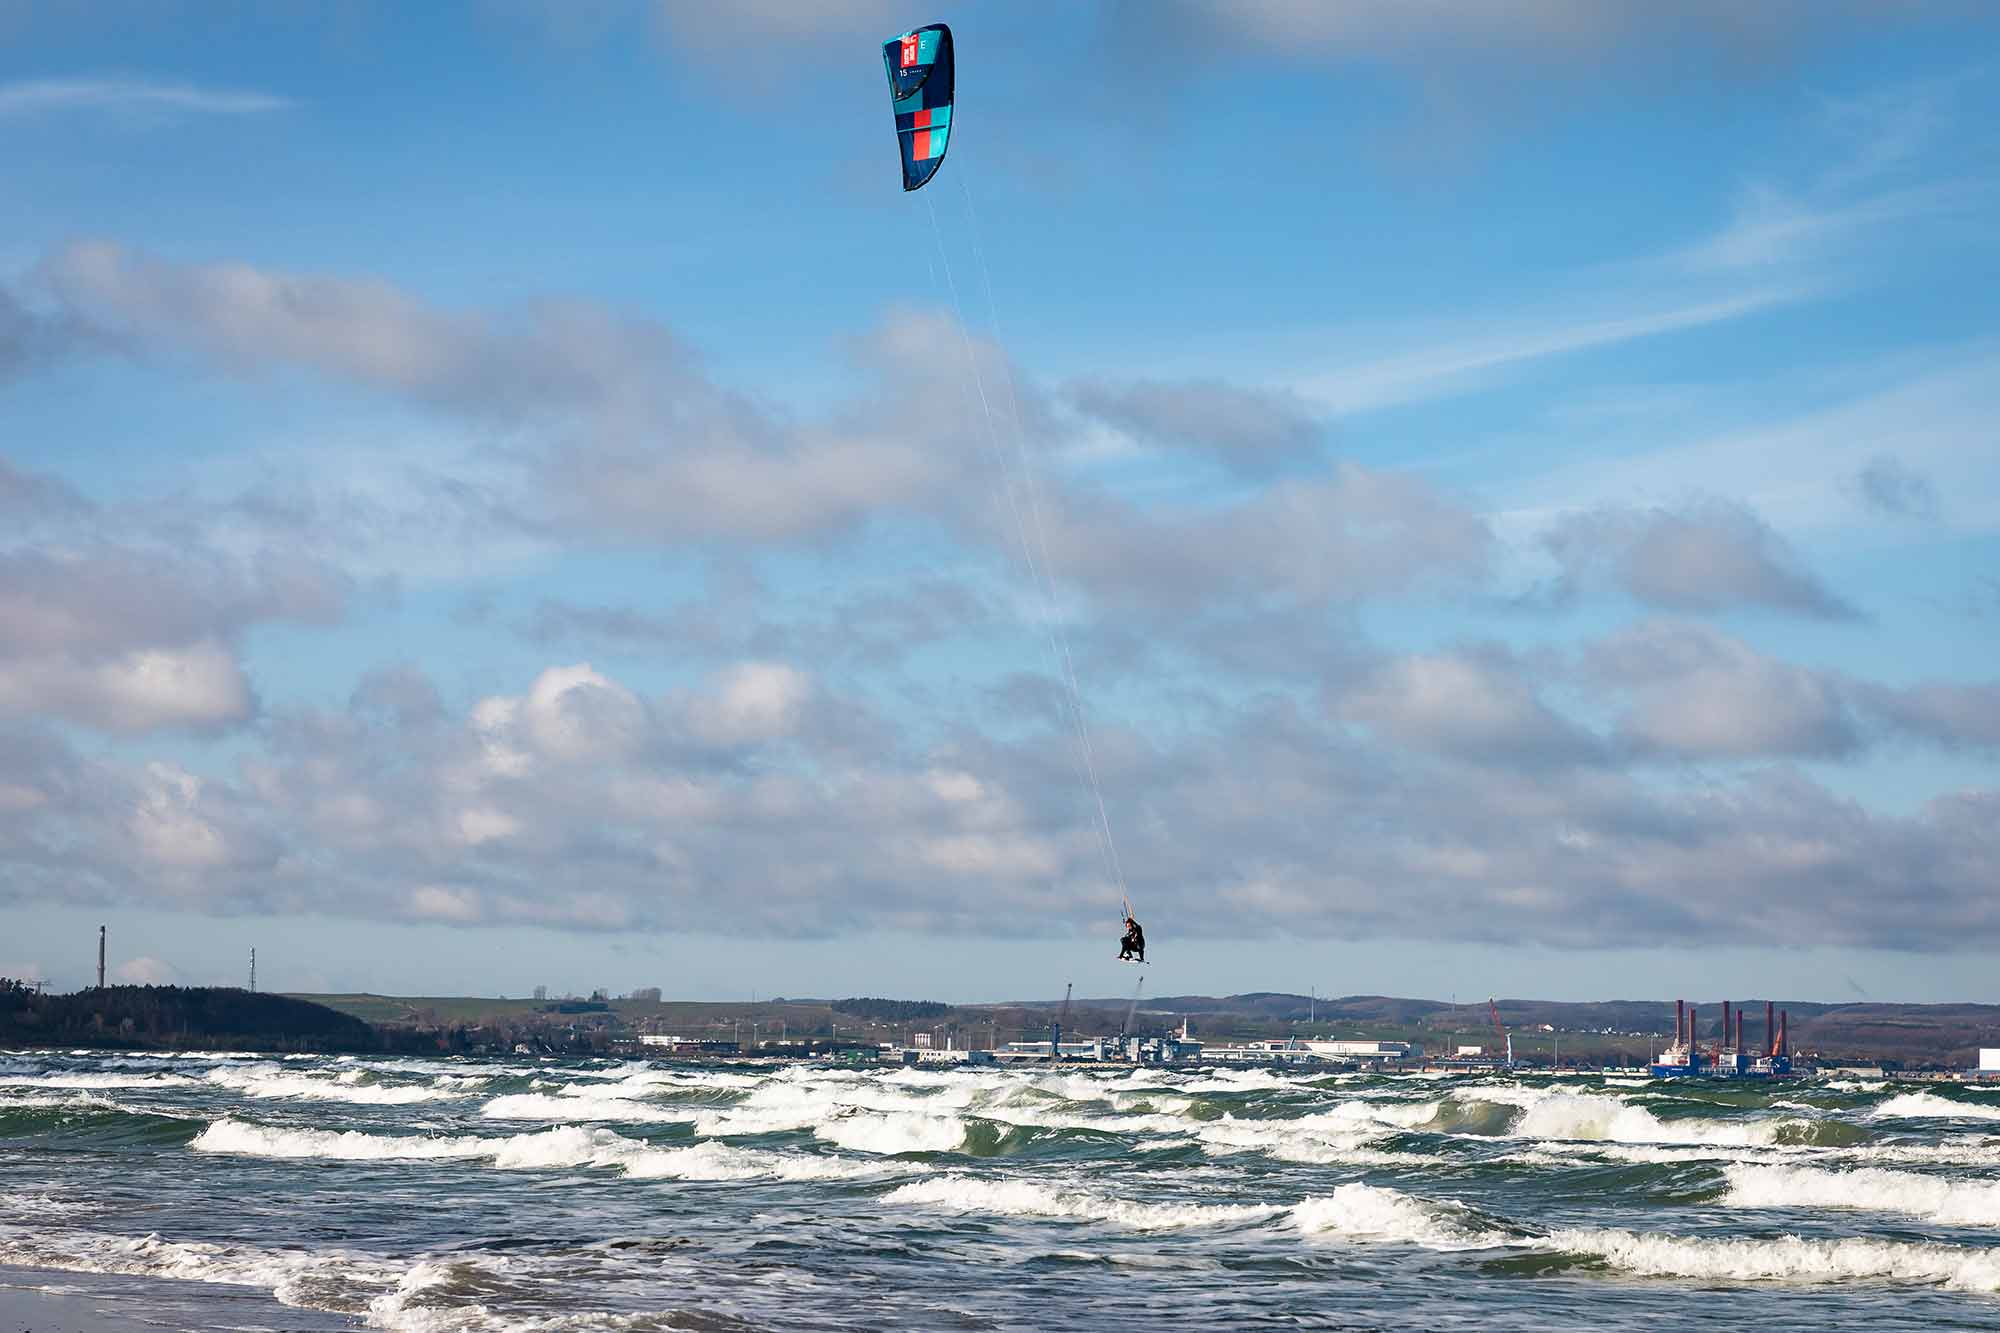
[[0, 1265, 360, 1331]]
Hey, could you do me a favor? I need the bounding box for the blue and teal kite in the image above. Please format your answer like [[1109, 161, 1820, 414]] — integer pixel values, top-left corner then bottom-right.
[[882, 22, 954, 192]]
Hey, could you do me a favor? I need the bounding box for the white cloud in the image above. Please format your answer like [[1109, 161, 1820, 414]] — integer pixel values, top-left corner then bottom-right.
[[0, 78, 291, 119], [1588, 622, 1858, 759], [110, 956, 181, 985], [129, 763, 233, 870], [409, 884, 484, 924], [519, 663, 648, 763], [1539, 498, 1854, 618], [686, 662, 813, 748], [1336, 647, 1599, 767], [0, 640, 254, 733]]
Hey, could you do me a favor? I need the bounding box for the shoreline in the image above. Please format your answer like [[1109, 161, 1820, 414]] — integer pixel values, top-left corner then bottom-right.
[[0, 1265, 360, 1332]]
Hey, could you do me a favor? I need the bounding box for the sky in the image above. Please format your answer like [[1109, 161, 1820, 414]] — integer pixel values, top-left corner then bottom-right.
[[1, 1, 1997, 1006]]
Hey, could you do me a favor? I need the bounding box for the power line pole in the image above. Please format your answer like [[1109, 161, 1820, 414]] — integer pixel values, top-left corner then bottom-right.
[[97, 925, 105, 990]]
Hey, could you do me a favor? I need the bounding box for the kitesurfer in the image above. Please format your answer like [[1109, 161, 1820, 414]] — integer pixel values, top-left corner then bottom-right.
[[1118, 915, 1145, 963]]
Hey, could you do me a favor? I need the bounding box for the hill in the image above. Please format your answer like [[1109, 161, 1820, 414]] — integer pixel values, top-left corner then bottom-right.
[[0, 980, 381, 1052]]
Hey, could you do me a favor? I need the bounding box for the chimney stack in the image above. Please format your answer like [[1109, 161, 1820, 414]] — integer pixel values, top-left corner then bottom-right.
[[1723, 1000, 1731, 1051], [1779, 1009, 1788, 1058], [1676, 999, 1685, 1049], [1689, 1005, 1699, 1066], [1766, 1001, 1776, 1057], [97, 925, 105, 990], [1735, 1006, 1744, 1052]]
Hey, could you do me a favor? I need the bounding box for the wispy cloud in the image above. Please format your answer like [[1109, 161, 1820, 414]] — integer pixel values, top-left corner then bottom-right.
[[1674, 180, 1988, 273], [0, 77, 291, 119], [1296, 287, 1804, 417], [1498, 350, 2000, 537]]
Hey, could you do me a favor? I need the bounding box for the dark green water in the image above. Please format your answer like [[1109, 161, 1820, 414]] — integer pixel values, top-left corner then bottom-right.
[[5, 1052, 2000, 1330]]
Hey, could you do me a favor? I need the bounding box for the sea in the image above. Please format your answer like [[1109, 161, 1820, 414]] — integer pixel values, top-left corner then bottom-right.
[[4, 1050, 2000, 1331]]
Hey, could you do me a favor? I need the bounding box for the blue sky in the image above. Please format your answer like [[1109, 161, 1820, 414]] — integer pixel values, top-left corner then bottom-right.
[[1, 2, 1996, 1006]]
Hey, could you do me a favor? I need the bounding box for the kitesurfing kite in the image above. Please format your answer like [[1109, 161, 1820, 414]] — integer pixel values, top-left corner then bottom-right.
[[882, 22, 954, 192]]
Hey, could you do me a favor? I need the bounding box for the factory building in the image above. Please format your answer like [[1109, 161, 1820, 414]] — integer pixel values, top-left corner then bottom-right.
[[1651, 998, 1792, 1078], [1204, 1039, 1420, 1066]]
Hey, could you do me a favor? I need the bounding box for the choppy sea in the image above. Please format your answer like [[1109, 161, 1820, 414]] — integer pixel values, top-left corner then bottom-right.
[[5, 1050, 2000, 1330]]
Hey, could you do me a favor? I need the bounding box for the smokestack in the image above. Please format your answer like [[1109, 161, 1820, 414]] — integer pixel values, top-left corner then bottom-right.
[[97, 925, 105, 990], [1676, 999, 1685, 1049], [1779, 1009, 1788, 1058], [1722, 1001, 1731, 1050], [1766, 1000, 1776, 1058], [1735, 1006, 1744, 1052], [1689, 1005, 1698, 1066]]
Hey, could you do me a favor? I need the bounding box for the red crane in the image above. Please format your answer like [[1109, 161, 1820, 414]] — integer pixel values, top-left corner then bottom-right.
[[1488, 998, 1514, 1066]]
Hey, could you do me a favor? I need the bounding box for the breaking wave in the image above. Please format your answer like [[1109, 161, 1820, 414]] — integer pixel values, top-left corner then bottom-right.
[[478, 1092, 697, 1124], [1724, 1163, 2000, 1227], [1543, 1227, 2000, 1291], [1874, 1092, 2000, 1122], [205, 1065, 454, 1105], [883, 1176, 1281, 1230], [191, 1117, 913, 1182], [1291, 1183, 1510, 1250]]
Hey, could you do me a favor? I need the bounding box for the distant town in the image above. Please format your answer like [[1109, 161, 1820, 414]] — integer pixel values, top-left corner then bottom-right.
[[5, 977, 1997, 1081]]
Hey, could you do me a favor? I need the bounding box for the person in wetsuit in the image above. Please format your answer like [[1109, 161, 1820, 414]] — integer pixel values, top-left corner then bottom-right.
[[1118, 915, 1145, 963]]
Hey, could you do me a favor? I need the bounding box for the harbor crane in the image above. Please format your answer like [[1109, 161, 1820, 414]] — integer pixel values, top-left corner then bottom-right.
[[1121, 977, 1145, 1043], [1488, 998, 1514, 1067]]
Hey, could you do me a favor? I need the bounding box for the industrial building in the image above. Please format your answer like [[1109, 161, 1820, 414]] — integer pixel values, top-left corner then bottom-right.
[[993, 1035, 1202, 1064], [1204, 1038, 1420, 1067], [1650, 999, 1792, 1078]]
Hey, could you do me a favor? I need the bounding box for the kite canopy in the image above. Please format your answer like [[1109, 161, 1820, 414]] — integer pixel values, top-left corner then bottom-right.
[[882, 23, 954, 192]]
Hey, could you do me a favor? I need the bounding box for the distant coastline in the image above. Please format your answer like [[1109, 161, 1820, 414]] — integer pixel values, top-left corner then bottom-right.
[[6, 981, 1996, 1069]]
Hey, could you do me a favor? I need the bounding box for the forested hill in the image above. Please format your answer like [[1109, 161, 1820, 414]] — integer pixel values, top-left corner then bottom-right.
[[0, 980, 380, 1051]]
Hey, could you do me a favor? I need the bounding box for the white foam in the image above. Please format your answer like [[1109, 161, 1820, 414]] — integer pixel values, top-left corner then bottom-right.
[[815, 1111, 967, 1155], [616, 1138, 905, 1183], [0, 1224, 399, 1312], [365, 1259, 500, 1332], [478, 1092, 697, 1124], [0, 1090, 125, 1113], [1195, 1113, 1423, 1167], [0, 1072, 198, 1089], [192, 1119, 495, 1162], [1440, 1084, 1807, 1148], [1725, 1163, 2000, 1227], [192, 1117, 911, 1183], [1874, 1092, 2000, 1122], [1842, 1139, 2000, 1167], [206, 1065, 452, 1105], [884, 1176, 1281, 1230], [1291, 1183, 1508, 1250], [1543, 1226, 2000, 1291]]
